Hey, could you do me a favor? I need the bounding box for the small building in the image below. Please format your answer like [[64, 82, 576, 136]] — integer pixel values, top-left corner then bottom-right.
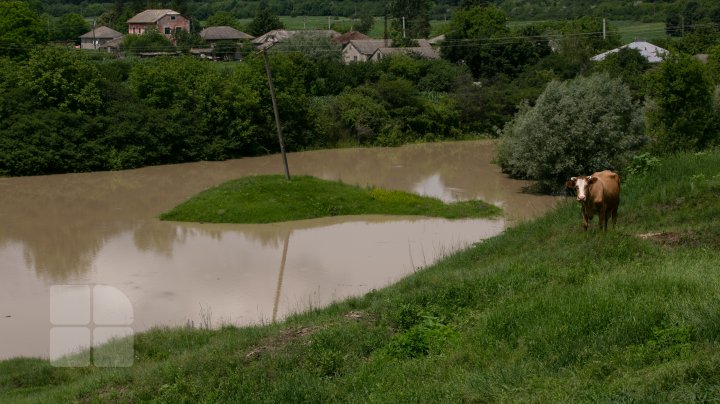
[[97, 35, 124, 53], [79, 26, 122, 50], [342, 39, 390, 63], [342, 39, 438, 64], [591, 40, 669, 63], [200, 26, 254, 44], [127, 9, 190, 40]]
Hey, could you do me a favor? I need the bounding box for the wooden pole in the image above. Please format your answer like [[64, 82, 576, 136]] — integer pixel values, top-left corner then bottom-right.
[[262, 49, 291, 181]]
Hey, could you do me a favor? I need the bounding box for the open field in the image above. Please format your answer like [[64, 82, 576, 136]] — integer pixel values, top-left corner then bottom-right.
[[2, 150, 720, 401]]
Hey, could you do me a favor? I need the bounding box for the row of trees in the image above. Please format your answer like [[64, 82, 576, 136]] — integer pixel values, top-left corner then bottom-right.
[[2, 2, 719, 183], [35, 0, 717, 24]]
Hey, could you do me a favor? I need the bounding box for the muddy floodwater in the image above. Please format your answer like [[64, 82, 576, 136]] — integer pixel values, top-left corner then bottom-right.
[[0, 141, 558, 360]]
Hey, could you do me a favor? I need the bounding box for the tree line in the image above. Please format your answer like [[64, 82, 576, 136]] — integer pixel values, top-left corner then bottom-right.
[[1, 2, 719, 183]]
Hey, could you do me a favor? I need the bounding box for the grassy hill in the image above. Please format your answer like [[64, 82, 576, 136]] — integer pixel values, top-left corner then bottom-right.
[[2, 151, 720, 401]]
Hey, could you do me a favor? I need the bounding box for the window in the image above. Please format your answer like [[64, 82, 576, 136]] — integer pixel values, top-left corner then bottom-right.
[[171, 15, 176, 20], [164, 27, 171, 35]]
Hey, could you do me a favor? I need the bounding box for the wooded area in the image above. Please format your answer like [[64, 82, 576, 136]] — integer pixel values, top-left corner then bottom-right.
[[1, 1, 719, 183]]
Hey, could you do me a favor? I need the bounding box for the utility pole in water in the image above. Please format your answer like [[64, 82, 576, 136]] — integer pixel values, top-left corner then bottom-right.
[[259, 43, 291, 181]]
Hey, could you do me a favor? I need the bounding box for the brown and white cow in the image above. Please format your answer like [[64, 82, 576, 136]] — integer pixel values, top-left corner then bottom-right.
[[565, 170, 621, 231]]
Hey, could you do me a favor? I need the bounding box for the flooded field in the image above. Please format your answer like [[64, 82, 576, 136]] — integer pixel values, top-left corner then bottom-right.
[[0, 141, 559, 360]]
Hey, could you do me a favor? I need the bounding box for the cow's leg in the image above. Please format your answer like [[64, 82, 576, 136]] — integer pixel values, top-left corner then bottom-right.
[[600, 206, 608, 232], [582, 209, 589, 231], [611, 207, 618, 228]]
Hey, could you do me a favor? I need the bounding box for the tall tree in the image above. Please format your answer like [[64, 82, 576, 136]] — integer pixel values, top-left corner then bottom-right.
[[0, 1, 47, 59], [645, 53, 716, 152], [48, 13, 90, 42], [246, 3, 284, 37], [388, 0, 431, 39], [441, 5, 548, 79]]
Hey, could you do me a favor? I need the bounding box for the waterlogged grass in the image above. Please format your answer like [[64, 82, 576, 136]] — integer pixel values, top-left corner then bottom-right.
[[160, 175, 501, 223], [3, 151, 720, 401]]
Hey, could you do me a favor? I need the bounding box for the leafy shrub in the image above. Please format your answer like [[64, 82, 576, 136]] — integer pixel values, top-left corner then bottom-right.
[[497, 73, 645, 187], [385, 311, 458, 359], [625, 152, 660, 179], [645, 53, 718, 152]]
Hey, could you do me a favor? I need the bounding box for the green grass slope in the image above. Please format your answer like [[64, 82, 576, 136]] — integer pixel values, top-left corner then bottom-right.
[[160, 175, 501, 223], [2, 151, 720, 402]]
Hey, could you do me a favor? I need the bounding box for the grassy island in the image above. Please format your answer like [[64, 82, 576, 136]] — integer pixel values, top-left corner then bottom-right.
[[3, 151, 720, 402], [160, 175, 502, 223]]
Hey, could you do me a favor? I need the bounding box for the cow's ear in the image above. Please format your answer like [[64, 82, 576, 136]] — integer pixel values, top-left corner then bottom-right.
[[565, 179, 575, 188], [588, 176, 598, 184]]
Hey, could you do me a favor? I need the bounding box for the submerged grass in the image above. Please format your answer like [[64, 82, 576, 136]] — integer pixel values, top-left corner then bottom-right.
[[160, 175, 501, 223], [3, 151, 720, 401]]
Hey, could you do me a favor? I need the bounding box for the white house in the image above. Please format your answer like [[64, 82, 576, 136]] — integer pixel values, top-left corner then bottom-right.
[[591, 40, 669, 63], [342, 39, 390, 63]]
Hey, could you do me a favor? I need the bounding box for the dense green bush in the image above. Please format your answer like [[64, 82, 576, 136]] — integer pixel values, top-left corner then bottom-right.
[[645, 53, 718, 152], [497, 73, 645, 186]]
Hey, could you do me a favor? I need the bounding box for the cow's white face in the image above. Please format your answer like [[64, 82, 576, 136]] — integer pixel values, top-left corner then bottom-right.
[[568, 176, 596, 202]]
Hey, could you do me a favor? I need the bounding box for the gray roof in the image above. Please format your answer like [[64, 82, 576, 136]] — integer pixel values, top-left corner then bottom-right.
[[200, 26, 254, 41], [252, 29, 341, 45], [346, 39, 392, 56], [346, 39, 435, 57], [79, 26, 123, 39], [127, 9, 181, 24], [374, 46, 440, 59], [98, 36, 124, 49], [591, 41, 669, 63]]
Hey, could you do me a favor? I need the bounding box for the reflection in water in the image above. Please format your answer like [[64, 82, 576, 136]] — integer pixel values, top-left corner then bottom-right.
[[273, 232, 291, 323], [0, 141, 559, 360]]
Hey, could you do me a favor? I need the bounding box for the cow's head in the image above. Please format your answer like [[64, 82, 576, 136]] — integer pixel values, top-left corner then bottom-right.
[[565, 176, 598, 202]]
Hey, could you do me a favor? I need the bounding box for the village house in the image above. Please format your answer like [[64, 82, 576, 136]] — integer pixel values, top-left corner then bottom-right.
[[79, 26, 122, 50], [200, 26, 254, 46], [342, 39, 438, 64], [127, 9, 190, 40], [192, 26, 254, 60]]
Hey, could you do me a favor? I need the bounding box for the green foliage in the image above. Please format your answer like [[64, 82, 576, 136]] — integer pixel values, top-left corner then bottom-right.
[[204, 11, 242, 30], [385, 307, 458, 358], [592, 47, 651, 97], [356, 11, 375, 35], [121, 29, 174, 54], [441, 6, 551, 80], [160, 175, 501, 223], [675, 24, 720, 55], [246, 6, 284, 37], [47, 13, 89, 42], [325, 88, 390, 144], [625, 152, 661, 179], [388, 0, 432, 39], [23, 46, 102, 113], [645, 52, 717, 152], [708, 44, 720, 85], [497, 73, 645, 185], [0, 1, 48, 58]]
